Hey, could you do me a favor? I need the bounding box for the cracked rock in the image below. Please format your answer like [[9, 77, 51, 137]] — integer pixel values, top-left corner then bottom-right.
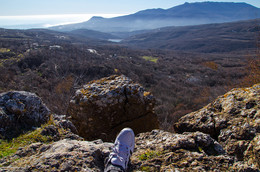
[[67, 75, 159, 141]]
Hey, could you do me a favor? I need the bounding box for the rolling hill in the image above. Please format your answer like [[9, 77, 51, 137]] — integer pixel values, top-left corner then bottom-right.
[[122, 19, 260, 53], [68, 29, 119, 40]]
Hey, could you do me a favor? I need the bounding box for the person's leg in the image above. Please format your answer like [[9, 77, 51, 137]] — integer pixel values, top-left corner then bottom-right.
[[104, 128, 135, 172], [104, 163, 125, 172]]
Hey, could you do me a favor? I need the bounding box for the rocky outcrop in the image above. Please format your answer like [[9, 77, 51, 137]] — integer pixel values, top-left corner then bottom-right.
[[67, 75, 159, 141], [0, 91, 50, 139], [130, 130, 234, 171], [0, 130, 246, 172], [40, 114, 81, 141], [174, 83, 260, 169], [0, 139, 113, 172], [1, 80, 259, 171]]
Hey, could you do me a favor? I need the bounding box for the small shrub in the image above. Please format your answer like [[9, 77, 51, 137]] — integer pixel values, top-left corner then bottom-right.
[[202, 61, 218, 70], [239, 57, 260, 87], [55, 75, 74, 94]]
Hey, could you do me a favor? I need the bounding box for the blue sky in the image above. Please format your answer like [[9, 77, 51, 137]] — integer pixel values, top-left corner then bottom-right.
[[1, 0, 260, 15], [0, 0, 259, 28]]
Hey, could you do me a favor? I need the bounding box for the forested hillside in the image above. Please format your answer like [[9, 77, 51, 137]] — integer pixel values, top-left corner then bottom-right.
[[0, 28, 259, 130], [123, 19, 260, 53]]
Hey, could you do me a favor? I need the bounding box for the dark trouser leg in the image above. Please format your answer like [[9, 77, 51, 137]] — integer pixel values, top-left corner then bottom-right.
[[104, 163, 125, 172]]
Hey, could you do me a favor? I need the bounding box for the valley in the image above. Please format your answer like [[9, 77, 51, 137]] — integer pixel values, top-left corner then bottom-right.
[[0, 2, 260, 170], [0, 2, 259, 131], [0, 22, 258, 130]]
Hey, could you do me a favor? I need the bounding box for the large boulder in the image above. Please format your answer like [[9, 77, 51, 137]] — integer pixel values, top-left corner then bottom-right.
[[0, 91, 51, 139], [174, 83, 260, 168], [67, 75, 159, 141]]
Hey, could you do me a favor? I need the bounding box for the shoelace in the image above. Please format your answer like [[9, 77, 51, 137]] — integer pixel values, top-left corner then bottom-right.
[[109, 141, 130, 167]]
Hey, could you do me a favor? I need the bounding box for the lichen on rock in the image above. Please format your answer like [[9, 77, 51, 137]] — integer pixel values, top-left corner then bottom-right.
[[1, 79, 259, 171], [67, 75, 159, 141], [174, 83, 260, 169], [130, 130, 233, 171], [0, 139, 113, 172], [0, 91, 51, 139]]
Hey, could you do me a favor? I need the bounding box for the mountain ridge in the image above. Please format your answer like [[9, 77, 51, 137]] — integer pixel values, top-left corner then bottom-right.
[[122, 18, 260, 53], [50, 2, 260, 32]]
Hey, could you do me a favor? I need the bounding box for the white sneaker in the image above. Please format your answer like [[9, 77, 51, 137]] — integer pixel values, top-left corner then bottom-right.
[[108, 128, 135, 170]]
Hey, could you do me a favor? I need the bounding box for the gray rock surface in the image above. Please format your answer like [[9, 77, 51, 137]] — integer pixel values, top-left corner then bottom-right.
[[0, 139, 113, 172], [67, 75, 159, 141], [0, 80, 259, 171], [0, 91, 50, 139], [130, 130, 234, 171], [0, 130, 246, 172], [174, 83, 260, 169]]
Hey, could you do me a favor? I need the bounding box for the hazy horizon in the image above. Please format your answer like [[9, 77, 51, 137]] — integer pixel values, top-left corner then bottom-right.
[[0, 14, 126, 29], [0, 0, 260, 29]]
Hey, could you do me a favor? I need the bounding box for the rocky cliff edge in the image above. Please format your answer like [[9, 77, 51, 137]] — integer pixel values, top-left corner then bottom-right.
[[174, 83, 260, 170], [0, 77, 259, 171]]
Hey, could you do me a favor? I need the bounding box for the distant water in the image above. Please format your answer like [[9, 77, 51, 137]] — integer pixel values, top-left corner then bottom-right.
[[108, 39, 122, 43], [0, 14, 125, 29]]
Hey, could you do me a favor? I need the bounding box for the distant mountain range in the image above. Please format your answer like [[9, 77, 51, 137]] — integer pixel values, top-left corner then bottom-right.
[[122, 19, 260, 53], [51, 2, 260, 32]]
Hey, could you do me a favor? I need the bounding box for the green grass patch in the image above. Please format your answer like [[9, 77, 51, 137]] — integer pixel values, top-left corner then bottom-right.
[[0, 48, 11, 53], [17, 54, 24, 58], [0, 116, 55, 159], [0, 56, 21, 66], [140, 166, 152, 171], [37, 71, 43, 77], [139, 150, 162, 161], [142, 56, 158, 63], [198, 146, 203, 153]]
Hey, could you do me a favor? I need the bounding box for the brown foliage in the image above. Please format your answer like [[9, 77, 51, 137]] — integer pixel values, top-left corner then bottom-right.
[[239, 57, 260, 87], [202, 61, 218, 70], [0, 28, 255, 131], [55, 75, 74, 95], [193, 87, 211, 107]]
